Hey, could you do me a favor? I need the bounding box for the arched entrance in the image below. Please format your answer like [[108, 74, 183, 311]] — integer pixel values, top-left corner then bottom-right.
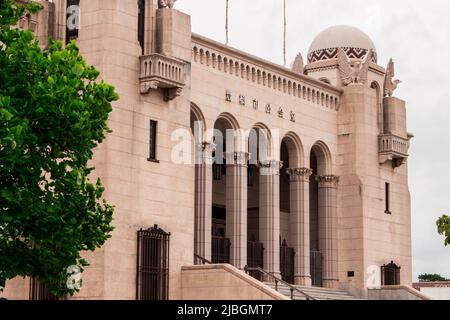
[[211, 117, 232, 263], [246, 126, 271, 279], [309, 142, 339, 288], [246, 124, 281, 277], [211, 114, 247, 268], [191, 104, 213, 263], [279, 133, 311, 285]]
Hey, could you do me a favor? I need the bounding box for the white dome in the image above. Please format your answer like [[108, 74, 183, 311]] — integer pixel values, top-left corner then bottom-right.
[[307, 25, 377, 64]]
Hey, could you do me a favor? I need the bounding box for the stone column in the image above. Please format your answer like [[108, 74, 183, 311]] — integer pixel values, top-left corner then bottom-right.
[[318, 175, 339, 289], [194, 142, 215, 261], [259, 160, 282, 277], [287, 168, 313, 286], [225, 152, 249, 269]]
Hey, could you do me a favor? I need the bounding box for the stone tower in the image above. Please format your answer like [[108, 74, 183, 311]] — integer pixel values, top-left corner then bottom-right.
[[305, 25, 413, 297]]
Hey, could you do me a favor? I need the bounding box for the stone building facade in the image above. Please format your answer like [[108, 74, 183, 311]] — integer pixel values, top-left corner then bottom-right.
[[3, 0, 413, 300]]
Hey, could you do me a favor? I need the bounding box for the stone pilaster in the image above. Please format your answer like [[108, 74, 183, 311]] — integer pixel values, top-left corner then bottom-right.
[[194, 142, 215, 260], [317, 175, 339, 289], [286, 168, 313, 286], [258, 160, 282, 277], [225, 152, 249, 269]]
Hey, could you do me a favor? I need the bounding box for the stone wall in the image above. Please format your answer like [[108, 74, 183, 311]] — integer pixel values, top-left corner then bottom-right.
[[181, 264, 288, 300], [368, 286, 430, 300]]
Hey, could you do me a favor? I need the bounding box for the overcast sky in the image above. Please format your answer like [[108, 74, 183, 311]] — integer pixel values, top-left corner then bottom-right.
[[176, 0, 450, 281]]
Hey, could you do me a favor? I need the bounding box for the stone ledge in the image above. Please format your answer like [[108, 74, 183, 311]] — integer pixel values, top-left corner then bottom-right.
[[369, 285, 431, 300], [181, 264, 288, 300]]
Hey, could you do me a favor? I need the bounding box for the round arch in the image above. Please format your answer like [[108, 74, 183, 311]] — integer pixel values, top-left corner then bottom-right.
[[215, 112, 240, 130], [213, 112, 242, 153], [248, 122, 274, 161], [310, 141, 332, 175], [319, 77, 331, 85], [370, 81, 382, 98], [371, 81, 383, 132], [190, 103, 206, 138], [281, 132, 305, 168]]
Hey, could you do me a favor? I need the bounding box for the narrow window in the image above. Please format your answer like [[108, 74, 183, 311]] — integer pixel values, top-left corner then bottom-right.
[[66, 0, 81, 44], [148, 120, 158, 162], [136, 225, 170, 300], [385, 182, 391, 214], [138, 0, 145, 54]]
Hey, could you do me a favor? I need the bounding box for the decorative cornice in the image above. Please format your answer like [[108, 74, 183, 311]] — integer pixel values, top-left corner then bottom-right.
[[317, 175, 339, 188]]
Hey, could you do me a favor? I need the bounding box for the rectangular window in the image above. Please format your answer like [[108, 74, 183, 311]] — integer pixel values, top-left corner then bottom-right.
[[136, 225, 170, 300], [137, 0, 145, 54], [385, 182, 391, 214], [148, 120, 158, 162]]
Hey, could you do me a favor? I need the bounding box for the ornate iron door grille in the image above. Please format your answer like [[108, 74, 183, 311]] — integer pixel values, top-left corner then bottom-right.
[[280, 239, 295, 284], [310, 251, 323, 287], [29, 278, 58, 300], [381, 261, 401, 286], [247, 240, 264, 280], [212, 236, 231, 264], [136, 225, 170, 300]]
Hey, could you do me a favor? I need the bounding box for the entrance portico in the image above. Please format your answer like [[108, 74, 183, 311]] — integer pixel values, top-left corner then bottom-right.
[[192, 108, 339, 288]]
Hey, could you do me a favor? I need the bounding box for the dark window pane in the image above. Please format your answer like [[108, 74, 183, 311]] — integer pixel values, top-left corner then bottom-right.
[[149, 120, 157, 160], [138, 0, 145, 54], [385, 182, 391, 214]]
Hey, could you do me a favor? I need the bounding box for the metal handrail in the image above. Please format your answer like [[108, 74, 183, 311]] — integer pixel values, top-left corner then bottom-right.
[[194, 253, 213, 265], [244, 266, 315, 300]]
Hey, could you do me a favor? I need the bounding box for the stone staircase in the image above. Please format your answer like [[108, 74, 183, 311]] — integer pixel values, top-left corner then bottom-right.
[[264, 282, 357, 300]]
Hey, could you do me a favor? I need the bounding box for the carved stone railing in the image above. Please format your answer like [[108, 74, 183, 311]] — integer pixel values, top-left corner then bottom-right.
[[139, 53, 186, 101], [191, 34, 343, 111], [379, 134, 410, 167]]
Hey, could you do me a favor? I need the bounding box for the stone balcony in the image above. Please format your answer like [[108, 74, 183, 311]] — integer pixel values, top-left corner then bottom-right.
[[139, 53, 186, 101], [378, 134, 410, 168]]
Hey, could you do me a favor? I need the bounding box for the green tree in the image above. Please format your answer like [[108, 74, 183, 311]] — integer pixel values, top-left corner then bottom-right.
[[418, 273, 449, 282], [0, 0, 118, 297], [437, 215, 450, 246]]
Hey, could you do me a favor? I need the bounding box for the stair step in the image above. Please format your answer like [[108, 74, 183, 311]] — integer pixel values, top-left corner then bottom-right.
[[265, 283, 350, 293], [263, 282, 357, 300], [266, 285, 351, 295]]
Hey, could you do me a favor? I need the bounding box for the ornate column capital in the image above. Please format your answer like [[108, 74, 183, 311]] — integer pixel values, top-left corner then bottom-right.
[[196, 141, 216, 164], [257, 160, 283, 176], [286, 168, 313, 181], [317, 175, 339, 188], [201, 141, 216, 154], [226, 151, 250, 166]]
